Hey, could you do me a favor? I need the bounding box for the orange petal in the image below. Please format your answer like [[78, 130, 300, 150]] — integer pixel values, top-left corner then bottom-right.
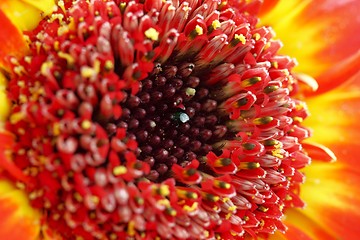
[[305, 83, 360, 167], [0, 179, 40, 240], [0, 10, 28, 70], [260, 0, 360, 93], [299, 162, 360, 239]]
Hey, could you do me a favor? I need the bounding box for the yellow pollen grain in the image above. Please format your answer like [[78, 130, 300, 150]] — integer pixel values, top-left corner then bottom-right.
[[293, 116, 303, 123], [127, 220, 136, 236], [10, 112, 25, 124], [225, 212, 232, 220], [104, 60, 114, 71], [49, 13, 64, 23], [241, 76, 261, 87], [90, 195, 99, 204], [53, 123, 61, 136], [81, 120, 92, 129], [234, 34, 246, 44], [144, 27, 159, 41], [157, 199, 170, 207], [74, 192, 83, 202], [285, 194, 293, 201], [58, 25, 70, 36], [272, 149, 284, 159], [214, 180, 231, 189], [185, 87, 196, 96], [14, 65, 26, 76], [53, 213, 60, 220], [24, 56, 32, 64], [17, 128, 25, 135], [195, 25, 204, 35], [212, 20, 221, 30], [204, 231, 209, 238], [58, 52, 75, 66], [183, 202, 198, 212], [81, 66, 96, 78], [253, 116, 273, 125], [154, 185, 170, 197], [113, 165, 127, 176], [228, 205, 237, 212], [253, 33, 261, 41]]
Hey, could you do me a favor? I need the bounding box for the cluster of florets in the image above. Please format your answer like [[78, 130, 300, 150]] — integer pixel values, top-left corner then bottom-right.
[[5, 0, 310, 239]]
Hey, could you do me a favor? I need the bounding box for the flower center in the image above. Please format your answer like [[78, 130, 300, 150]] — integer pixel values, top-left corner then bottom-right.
[[4, 0, 312, 239], [120, 62, 233, 182]]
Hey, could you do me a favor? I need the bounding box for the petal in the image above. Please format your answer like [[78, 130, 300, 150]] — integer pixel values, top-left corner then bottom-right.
[[0, 0, 55, 31], [299, 162, 360, 239], [0, 179, 40, 240], [305, 81, 360, 167], [0, 73, 10, 122], [260, 0, 360, 93], [0, 10, 28, 70]]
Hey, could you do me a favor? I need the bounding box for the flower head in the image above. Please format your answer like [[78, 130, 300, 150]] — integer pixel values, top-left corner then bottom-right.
[[0, 0, 359, 239]]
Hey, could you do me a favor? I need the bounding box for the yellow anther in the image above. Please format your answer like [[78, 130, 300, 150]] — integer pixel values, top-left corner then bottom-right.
[[10, 112, 25, 124], [183, 202, 199, 212], [272, 61, 279, 69], [81, 120, 92, 130], [222, 197, 230, 203], [157, 199, 170, 207], [195, 25, 204, 35], [212, 20, 221, 30], [258, 206, 269, 212], [113, 166, 127, 176], [144, 27, 159, 41], [285, 194, 293, 201], [293, 116, 304, 123], [228, 205, 237, 212], [271, 149, 284, 159], [253, 116, 273, 125], [263, 139, 282, 148], [185, 87, 196, 96], [238, 162, 260, 169], [58, 25, 70, 36], [253, 33, 261, 41], [241, 76, 261, 87], [90, 195, 99, 204], [243, 215, 250, 221], [127, 220, 136, 236], [81, 66, 97, 78], [74, 192, 83, 202], [104, 60, 114, 71], [58, 52, 75, 66], [213, 158, 232, 167], [225, 212, 232, 219], [166, 207, 177, 216], [176, 189, 198, 199], [234, 34, 246, 44], [53, 123, 61, 136], [202, 192, 220, 202], [154, 185, 170, 196], [213, 180, 231, 189]]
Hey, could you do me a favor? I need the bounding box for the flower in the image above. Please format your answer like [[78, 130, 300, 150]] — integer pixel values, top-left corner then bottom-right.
[[0, 0, 359, 240]]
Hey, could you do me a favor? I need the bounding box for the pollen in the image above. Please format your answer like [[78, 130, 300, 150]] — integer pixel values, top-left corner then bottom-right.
[[113, 166, 127, 176], [195, 25, 204, 35], [234, 34, 246, 44], [144, 28, 159, 41]]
